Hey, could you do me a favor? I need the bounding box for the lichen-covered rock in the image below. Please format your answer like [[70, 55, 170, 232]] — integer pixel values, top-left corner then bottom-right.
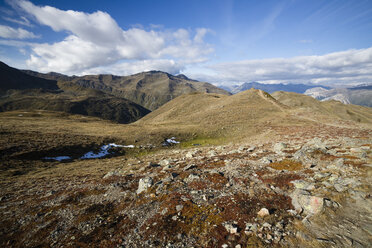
[[137, 177, 153, 194], [184, 174, 200, 183], [102, 170, 121, 179], [274, 142, 287, 154], [159, 159, 172, 166], [290, 189, 324, 216], [291, 180, 315, 191], [223, 222, 239, 234]]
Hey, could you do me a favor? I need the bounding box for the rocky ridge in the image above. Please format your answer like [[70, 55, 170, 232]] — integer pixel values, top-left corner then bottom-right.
[[0, 124, 371, 247]]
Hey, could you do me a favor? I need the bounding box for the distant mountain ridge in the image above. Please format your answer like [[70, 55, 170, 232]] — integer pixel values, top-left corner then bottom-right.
[[219, 81, 372, 107], [304, 86, 372, 107], [223, 81, 331, 94]]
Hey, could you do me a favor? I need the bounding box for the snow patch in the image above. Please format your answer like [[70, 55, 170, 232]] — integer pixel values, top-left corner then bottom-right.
[[166, 137, 180, 144], [123, 145, 135, 148], [44, 143, 134, 161], [80, 143, 133, 159], [163, 137, 180, 146]]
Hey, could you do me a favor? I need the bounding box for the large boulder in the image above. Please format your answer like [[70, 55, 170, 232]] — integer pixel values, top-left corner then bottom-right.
[[290, 189, 324, 217]]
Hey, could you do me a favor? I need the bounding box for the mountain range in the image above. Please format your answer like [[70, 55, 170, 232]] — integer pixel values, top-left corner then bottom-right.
[[1, 60, 372, 126], [0, 62, 229, 123], [221, 81, 372, 107], [22, 69, 229, 111], [220, 81, 331, 94], [304, 86, 372, 107]]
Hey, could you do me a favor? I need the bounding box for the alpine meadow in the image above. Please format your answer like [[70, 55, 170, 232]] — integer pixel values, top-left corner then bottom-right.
[[0, 1, 372, 247]]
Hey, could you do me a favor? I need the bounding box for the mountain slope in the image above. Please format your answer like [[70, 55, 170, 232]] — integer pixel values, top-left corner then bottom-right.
[[0, 62, 150, 123], [24, 70, 231, 110], [0, 62, 58, 92], [272, 91, 372, 124], [139, 89, 286, 124], [136, 89, 372, 142], [0, 91, 150, 124], [136, 89, 303, 140]]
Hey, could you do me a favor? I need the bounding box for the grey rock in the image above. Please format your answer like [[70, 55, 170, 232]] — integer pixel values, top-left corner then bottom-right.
[[262, 222, 272, 228], [183, 164, 197, 171], [223, 222, 239, 234], [159, 159, 172, 166], [161, 208, 168, 215], [245, 223, 258, 232], [260, 157, 272, 164], [350, 147, 363, 153], [247, 146, 256, 152], [103, 170, 121, 179], [335, 158, 345, 167], [238, 146, 246, 152], [207, 150, 217, 157], [333, 183, 346, 192], [162, 164, 174, 171], [314, 172, 331, 180], [291, 180, 315, 191], [307, 137, 327, 150], [176, 205, 183, 212], [186, 150, 198, 159], [184, 174, 200, 183], [274, 142, 287, 154], [290, 189, 324, 216], [136, 177, 153, 194]]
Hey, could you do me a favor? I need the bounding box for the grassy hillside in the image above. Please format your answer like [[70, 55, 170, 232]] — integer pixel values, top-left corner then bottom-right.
[[272, 91, 372, 124], [0, 92, 150, 124], [24, 70, 231, 110], [0, 62, 150, 123]]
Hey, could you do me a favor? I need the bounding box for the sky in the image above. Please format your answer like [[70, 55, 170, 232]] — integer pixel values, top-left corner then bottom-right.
[[0, 0, 372, 87]]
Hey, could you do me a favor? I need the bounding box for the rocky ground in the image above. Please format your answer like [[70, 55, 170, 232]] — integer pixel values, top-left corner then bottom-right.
[[0, 124, 371, 247]]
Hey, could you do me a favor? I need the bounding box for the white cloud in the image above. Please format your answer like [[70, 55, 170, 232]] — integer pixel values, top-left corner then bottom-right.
[[3, 16, 33, 27], [0, 39, 34, 47], [81, 59, 184, 76], [9, 0, 213, 74], [199, 47, 372, 86], [27, 35, 119, 73], [0, 24, 39, 39]]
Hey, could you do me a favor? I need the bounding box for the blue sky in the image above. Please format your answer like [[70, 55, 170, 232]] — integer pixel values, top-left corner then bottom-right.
[[0, 0, 372, 86]]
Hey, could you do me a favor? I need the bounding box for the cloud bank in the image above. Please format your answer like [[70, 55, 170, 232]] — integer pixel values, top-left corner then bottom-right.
[[10, 0, 213, 74], [198, 47, 372, 86]]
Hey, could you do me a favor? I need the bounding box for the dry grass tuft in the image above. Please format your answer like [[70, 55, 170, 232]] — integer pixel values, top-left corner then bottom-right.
[[268, 159, 303, 171]]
